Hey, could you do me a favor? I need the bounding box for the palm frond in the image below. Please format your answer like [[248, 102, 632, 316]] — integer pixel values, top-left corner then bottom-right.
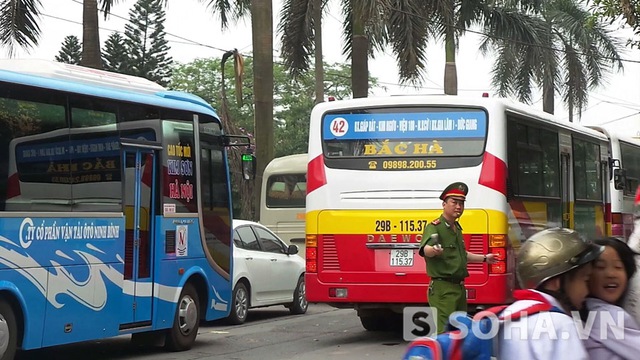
[[424, 0, 453, 38], [387, 0, 431, 84], [340, 0, 353, 58], [99, 0, 120, 19], [350, 0, 389, 55], [278, 0, 314, 77], [232, 0, 252, 20], [0, 0, 42, 56], [199, 0, 232, 29], [554, 31, 588, 115]]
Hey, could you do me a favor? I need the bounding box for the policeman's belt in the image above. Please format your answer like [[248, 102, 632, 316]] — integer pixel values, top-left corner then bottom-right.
[[431, 277, 464, 285]]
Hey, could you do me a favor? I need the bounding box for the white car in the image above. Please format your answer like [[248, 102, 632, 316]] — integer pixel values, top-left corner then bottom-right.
[[229, 219, 307, 324]]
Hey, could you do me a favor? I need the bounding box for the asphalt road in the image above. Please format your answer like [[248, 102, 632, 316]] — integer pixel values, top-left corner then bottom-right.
[[16, 304, 409, 360]]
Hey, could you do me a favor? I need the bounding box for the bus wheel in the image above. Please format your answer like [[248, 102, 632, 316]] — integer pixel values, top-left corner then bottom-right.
[[165, 283, 199, 351], [359, 315, 387, 331], [289, 276, 308, 315], [0, 299, 17, 360], [228, 283, 249, 325]]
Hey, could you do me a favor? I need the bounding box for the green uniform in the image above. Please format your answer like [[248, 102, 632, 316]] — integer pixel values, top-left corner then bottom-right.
[[418, 215, 468, 334]]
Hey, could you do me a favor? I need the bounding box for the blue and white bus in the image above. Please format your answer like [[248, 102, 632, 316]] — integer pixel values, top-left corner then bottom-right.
[[0, 59, 253, 359]]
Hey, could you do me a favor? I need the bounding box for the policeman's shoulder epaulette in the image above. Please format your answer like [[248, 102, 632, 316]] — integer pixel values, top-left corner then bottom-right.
[[431, 219, 441, 225]]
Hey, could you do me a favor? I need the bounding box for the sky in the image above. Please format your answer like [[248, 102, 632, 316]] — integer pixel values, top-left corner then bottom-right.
[[6, 0, 640, 134]]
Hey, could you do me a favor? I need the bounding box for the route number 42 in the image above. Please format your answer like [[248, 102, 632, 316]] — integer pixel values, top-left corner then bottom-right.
[[330, 117, 349, 137]]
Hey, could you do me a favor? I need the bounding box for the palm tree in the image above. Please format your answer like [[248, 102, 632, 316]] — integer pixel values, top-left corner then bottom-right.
[[424, 0, 489, 95], [480, 0, 624, 119], [249, 0, 274, 218], [0, 0, 121, 69], [279, 0, 431, 98]]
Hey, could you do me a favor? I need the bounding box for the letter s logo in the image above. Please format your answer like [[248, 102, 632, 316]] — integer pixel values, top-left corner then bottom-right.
[[411, 311, 432, 337]]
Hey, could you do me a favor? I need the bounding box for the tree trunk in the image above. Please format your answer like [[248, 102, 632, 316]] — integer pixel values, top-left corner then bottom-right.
[[542, 19, 554, 115], [542, 75, 555, 114], [81, 0, 103, 69], [443, 21, 457, 95], [351, 10, 368, 98], [251, 0, 274, 220], [313, 0, 324, 104]]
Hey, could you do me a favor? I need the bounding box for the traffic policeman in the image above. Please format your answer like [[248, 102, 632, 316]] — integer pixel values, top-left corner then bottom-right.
[[418, 181, 498, 334]]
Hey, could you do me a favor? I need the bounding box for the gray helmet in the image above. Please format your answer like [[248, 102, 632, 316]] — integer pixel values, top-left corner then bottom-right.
[[517, 228, 604, 289]]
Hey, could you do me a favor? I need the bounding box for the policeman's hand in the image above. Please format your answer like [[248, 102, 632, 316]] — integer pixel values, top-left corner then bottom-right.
[[432, 244, 444, 257], [485, 253, 499, 264]]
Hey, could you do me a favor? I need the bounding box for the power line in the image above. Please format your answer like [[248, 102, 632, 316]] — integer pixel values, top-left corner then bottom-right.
[[46, 0, 640, 107], [596, 111, 640, 125]]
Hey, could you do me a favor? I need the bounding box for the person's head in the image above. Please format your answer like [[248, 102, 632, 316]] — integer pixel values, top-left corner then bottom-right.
[[517, 228, 604, 310], [589, 237, 638, 305], [440, 182, 467, 220]]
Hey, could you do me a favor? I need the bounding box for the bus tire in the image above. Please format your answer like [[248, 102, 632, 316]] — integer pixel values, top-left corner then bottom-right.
[[165, 283, 199, 351], [0, 299, 18, 360], [359, 315, 386, 331], [228, 282, 249, 325], [289, 276, 308, 315]]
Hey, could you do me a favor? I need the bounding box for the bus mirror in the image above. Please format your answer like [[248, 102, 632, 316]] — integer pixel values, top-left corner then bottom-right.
[[224, 134, 251, 147], [242, 153, 256, 180], [614, 168, 626, 190], [609, 158, 621, 180]]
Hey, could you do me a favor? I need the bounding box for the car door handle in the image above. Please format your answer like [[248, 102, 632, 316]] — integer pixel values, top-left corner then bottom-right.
[[270, 258, 277, 262], [245, 257, 253, 260]]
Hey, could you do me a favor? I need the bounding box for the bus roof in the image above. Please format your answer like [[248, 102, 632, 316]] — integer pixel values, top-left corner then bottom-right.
[[587, 125, 640, 146], [264, 153, 307, 174], [0, 59, 219, 118], [312, 95, 608, 141]]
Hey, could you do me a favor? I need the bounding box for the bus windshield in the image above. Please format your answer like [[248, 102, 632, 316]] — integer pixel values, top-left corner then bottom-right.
[[321, 107, 488, 170]]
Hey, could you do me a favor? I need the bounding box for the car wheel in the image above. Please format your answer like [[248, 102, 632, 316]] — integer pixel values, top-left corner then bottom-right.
[[165, 283, 200, 351], [228, 282, 249, 324], [0, 299, 17, 360], [289, 276, 308, 315]]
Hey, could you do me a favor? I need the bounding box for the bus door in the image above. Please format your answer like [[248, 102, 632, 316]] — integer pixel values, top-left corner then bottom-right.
[[122, 140, 161, 324], [559, 133, 572, 228]]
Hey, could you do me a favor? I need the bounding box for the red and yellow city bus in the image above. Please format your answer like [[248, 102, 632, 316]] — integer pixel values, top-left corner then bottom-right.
[[305, 95, 610, 330]]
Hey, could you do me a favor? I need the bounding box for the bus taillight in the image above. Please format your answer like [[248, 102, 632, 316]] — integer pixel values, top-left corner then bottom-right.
[[489, 234, 507, 274], [489, 234, 506, 247], [611, 212, 624, 236], [306, 234, 318, 273], [491, 247, 506, 261]]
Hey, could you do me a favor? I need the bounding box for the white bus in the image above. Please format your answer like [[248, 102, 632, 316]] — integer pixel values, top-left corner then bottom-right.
[[304, 95, 611, 330], [260, 153, 307, 254], [588, 125, 640, 239]]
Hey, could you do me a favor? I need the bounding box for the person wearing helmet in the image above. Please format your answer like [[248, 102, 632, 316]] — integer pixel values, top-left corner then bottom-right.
[[418, 182, 498, 334], [497, 227, 604, 359], [582, 237, 640, 360]]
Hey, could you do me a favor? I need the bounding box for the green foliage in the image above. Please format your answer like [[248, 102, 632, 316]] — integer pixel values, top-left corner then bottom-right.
[[481, 0, 624, 116], [171, 58, 367, 158], [170, 56, 372, 216], [124, 0, 173, 86], [590, 0, 640, 47], [102, 32, 130, 73], [55, 35, 82, 65]]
